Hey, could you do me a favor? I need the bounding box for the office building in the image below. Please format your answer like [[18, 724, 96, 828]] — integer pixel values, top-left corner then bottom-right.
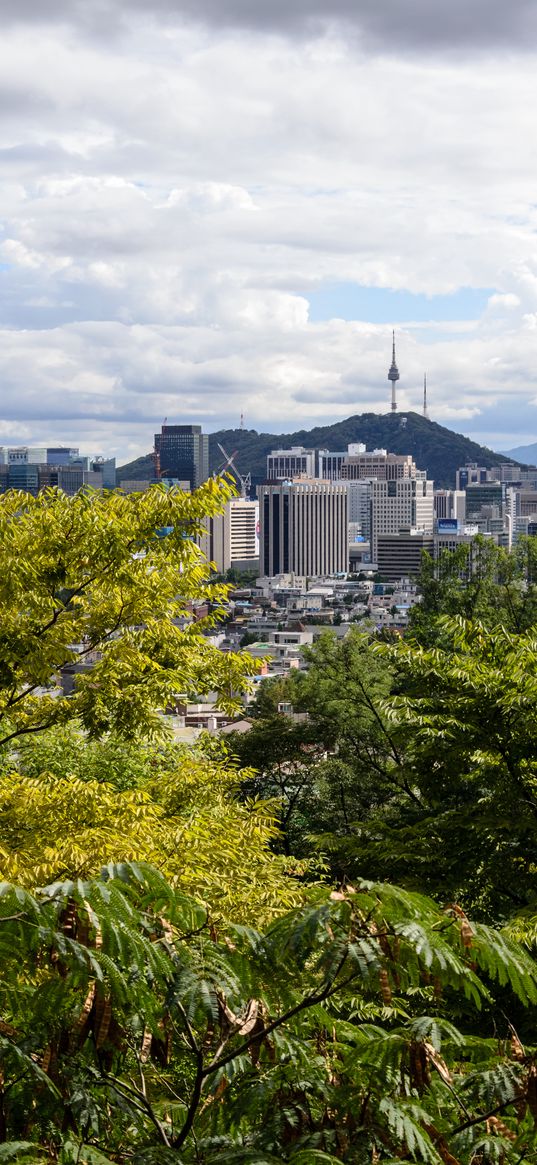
[[345, 480, 372, 541], [154, 424, 209, 490], [0, 447, 116, 497], [465, 482, 505, 517], [46, 447, 80, 465], [9, 447, 47, 465], [456, 464, 492, 490], [318, 444, 366, 480], [377, 530, 434, 581], [266, 447, 316, 481], [201, 498, 259, 574], [258, 480, 348, 578], [434, 490, 466, 524], [371, 477, 434, 560], [340, 449, 416, 481]]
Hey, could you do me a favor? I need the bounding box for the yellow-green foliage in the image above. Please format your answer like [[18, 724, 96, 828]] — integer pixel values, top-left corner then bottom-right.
[[0, 481, 258, 747], [0, 748, 309, 924]]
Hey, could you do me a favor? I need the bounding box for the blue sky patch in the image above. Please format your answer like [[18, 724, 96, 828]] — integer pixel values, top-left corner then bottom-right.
[[305, 283, 494, 324]]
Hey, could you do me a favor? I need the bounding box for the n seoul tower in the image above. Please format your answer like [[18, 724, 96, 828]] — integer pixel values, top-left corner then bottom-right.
[[388, 330, 400, 412]]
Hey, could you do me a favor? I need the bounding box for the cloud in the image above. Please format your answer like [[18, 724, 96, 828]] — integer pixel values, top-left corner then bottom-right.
[[0, 7, 535, 464], [4, 0, 537, 53]]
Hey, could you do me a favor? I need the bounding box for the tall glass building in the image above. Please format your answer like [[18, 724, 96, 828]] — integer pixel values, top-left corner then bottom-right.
[[154, 425, 209, 490]]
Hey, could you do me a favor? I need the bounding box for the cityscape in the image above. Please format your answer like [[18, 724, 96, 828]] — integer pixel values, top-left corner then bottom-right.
[[3, 1, 537, 1162]]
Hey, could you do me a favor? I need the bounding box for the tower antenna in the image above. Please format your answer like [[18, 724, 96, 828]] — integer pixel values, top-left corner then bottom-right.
[[388, 329, 399, 413], [423, 373, 429, 419]]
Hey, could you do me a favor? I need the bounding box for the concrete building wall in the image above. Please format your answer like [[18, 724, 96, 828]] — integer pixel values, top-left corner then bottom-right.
[[267, 447, 316, 480], [371, 478, 434, 559], [202, 498, 259, 574]]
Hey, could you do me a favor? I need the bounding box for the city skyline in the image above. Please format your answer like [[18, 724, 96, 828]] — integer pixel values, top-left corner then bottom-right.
[[1, 2, 537, 460]]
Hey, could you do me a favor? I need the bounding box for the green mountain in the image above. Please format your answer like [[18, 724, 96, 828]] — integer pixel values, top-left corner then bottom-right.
[[118, 412, 519, 490]]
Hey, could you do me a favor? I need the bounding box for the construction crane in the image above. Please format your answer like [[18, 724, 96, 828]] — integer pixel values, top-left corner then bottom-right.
[[216, 443, 251, 499]]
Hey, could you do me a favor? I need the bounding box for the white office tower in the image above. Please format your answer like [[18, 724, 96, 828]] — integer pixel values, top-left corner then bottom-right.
[[266, 447, 316, 480], [371, 478, 434, 560], [8, 446, 47, 464], [318, 444, 366, 480], [202, 498, 259, 574], [259, 480, 348, 577], [434, 490, 466, 523]]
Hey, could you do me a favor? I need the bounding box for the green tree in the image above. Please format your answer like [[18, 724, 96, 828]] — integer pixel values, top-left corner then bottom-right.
[[0, 731, 309, 923], [0, 864, 536, 1163], [0, 483, 256, 747], [232, 631, 408, 873], [410, 536, 537, 644], [351, 617, 537, 923], [227, 713, 326, 855]]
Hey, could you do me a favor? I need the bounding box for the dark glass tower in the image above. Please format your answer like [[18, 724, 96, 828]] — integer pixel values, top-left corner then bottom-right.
[[154, 424, 209, 490]]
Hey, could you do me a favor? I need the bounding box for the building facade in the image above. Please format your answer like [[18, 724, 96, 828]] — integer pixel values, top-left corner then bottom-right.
[[371, 477, 434, 559], [340, 450, 416, 481], [377, 531, 434, 581], [154, 424, 209, 489], [258, 480, 348, 578], [202, 498, 259, 574], [266, 447, 316, 481], [318, 444, 366, 480]]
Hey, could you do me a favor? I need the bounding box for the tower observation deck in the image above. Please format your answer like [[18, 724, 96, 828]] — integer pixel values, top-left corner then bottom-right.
[[388, 330, 399, 412]]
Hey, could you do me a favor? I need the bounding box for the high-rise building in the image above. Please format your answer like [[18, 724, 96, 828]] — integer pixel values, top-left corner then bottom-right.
[[266, 447, 316, 481], [201, 498, 259, 574], [318, 444, 366, 480], [258, 480, 348, 578], [154, 424, 209, 490], [46, 447, 80, 465], [434, 490, 466, 524], [377, 531, 434, 581], [465, 482, 505, 517], [9, 447, 47, 465], [340, 449, 416, 481], [345, 480, 372, 541], [370, 477, 434, 560], [456, 464, 491, 490]]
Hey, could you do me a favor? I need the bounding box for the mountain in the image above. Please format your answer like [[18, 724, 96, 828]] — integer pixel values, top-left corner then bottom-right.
[[117, 412, 519, 490], [501, 441, 537, 465]]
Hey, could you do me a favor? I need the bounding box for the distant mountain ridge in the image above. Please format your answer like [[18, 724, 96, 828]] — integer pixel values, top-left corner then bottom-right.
[[501, 441, 537, 465], [118, 412, 520, 490]]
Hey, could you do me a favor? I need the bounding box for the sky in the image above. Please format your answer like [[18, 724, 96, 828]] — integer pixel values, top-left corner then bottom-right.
[[2, 1, 537, 462]]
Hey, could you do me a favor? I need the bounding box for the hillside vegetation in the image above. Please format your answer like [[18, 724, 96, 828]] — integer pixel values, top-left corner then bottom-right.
[[118, 411, 518, 488]]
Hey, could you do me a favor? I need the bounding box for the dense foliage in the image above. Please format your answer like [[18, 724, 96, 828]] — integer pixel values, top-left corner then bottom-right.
[[2, 492, 537, 1162], [229, 540, 537, 924], [117, 412, 517, 491], [0, 482, 255, 747], [2, 862, 537, 1164]]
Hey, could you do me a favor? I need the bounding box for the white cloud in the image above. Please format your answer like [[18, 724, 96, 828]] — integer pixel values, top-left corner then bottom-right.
[[0, 11, 536, 459]]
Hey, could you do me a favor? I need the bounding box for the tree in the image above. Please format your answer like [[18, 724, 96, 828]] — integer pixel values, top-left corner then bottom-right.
[[1, 863, 536, 1162], [0, 483, 256, 747], [349, 617, 537, 923], [0, 728, 309, 925], [231, 631, 409, 874], [227, 713, 327, 856], [409, 537, 537, 645]]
